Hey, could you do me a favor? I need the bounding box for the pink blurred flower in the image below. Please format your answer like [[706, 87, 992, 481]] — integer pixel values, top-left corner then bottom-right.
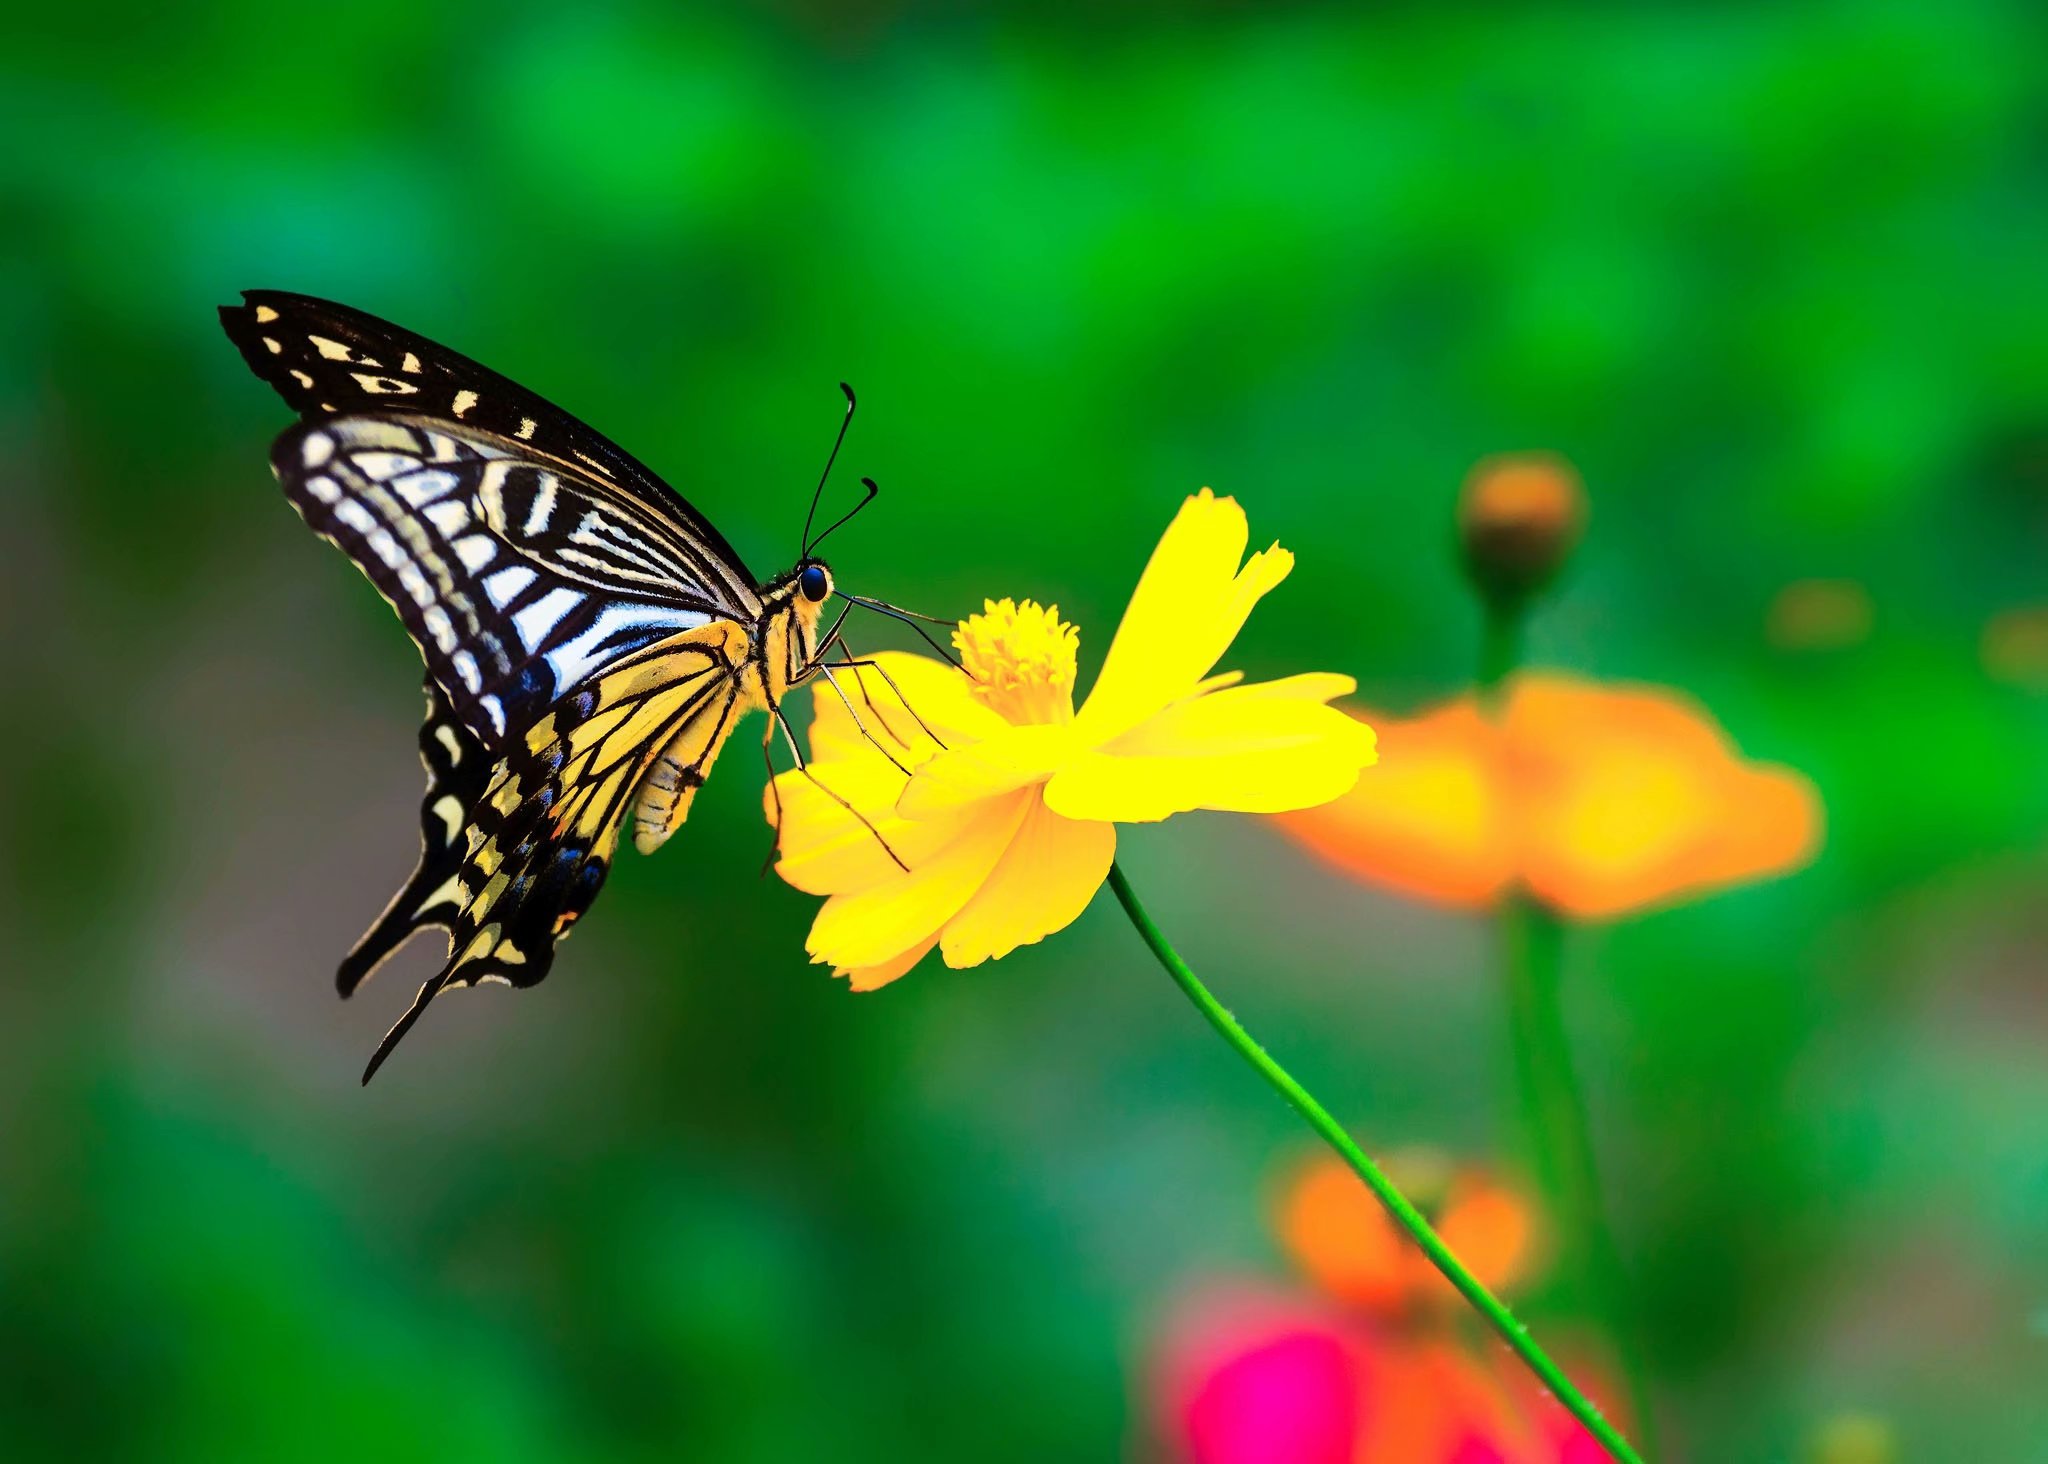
[[1157, 1290, 1363, 1464]]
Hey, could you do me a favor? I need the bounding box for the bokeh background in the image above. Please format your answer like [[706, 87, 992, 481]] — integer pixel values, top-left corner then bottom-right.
[[5, 2, 2048, 1459]]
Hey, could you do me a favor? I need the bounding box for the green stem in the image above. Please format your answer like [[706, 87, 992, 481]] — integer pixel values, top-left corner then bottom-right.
[[1475, 600, 1522, 709], [1108, 863, 1642, 1464], [1476, 602, 1660, 1456], [1502, 900, 1660, 1458]]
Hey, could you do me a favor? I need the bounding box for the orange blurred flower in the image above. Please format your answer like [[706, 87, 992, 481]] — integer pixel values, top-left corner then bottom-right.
[[1274, 1150, 1536, 1318], [1273, 671, 1821, 919], [1155, 1155, 1613, 1464]]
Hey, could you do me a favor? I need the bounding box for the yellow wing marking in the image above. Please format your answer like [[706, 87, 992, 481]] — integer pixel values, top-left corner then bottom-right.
[[629, 620, 762, 856]]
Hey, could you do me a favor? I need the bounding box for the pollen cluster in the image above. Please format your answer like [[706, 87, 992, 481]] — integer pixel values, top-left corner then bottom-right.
[[952, 597, 1079, 725]]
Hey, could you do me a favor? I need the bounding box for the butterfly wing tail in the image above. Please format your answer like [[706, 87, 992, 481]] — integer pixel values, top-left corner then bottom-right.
[[361, 974, 449, 1085], [357, 860, 602, 1080], [355, 706, 631, 1083], [339, 681, 492, 998]]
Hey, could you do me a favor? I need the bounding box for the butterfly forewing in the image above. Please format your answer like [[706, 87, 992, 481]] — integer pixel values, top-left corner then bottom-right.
[[278, 415, 729, 747], [470, 442, 757, 614], [221, 290, 758, 610]]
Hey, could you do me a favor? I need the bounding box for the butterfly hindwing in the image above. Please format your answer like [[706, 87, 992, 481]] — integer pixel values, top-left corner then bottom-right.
[[221, 289, 759, 610], [358, 622, 752, 1084], [337, 679, 494, 997]]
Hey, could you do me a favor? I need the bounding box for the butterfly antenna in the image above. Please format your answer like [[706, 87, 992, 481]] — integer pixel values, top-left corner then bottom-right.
[[800, 383, 858, 558], [806, 476, 880, 557]]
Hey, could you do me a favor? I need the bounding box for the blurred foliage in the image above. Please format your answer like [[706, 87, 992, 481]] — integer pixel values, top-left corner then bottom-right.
[[3, 2, 2048, 1460]]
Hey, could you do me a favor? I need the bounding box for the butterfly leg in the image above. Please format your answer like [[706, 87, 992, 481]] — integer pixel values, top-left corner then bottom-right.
[[828, 653, 949, 753], [760, 728, 788, 878], [798, 617, 945, 756], [808, 599, 855, 667], [767, 698, 908, 872], [815, 664, 913, 776], [839, 594, 967, 671]]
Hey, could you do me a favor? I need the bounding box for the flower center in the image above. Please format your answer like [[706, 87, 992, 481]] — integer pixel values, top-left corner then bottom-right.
[[952, 598, 1079, 725]]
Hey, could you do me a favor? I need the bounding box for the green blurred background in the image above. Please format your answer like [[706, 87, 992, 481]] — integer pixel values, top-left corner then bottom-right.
[[5, 2, 2047, 1459]]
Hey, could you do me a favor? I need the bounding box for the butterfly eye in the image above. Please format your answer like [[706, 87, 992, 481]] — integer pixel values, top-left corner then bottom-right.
[[799, 563, 832, 603]]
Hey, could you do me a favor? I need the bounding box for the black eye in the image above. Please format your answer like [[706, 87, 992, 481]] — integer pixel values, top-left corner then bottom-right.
[[798, 563, 831, 602]]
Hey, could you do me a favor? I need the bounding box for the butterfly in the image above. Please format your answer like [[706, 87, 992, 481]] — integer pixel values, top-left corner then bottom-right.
[[221, 291, 923, 1083]]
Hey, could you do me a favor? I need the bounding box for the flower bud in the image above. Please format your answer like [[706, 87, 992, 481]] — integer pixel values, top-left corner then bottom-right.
[[1457, 453, 1587, 612]]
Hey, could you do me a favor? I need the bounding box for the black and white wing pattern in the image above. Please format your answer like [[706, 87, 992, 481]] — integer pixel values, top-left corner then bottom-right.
[[220, 289, 757, 611], [276, 413, 749, 747], [222, 292, 773, 1081]]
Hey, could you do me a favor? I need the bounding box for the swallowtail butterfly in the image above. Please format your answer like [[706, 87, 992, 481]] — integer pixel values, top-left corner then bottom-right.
[[222, 291, 898, 1083]]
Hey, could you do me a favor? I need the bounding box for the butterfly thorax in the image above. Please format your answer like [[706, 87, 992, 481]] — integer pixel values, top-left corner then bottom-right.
[[754, 559, 833, 706]]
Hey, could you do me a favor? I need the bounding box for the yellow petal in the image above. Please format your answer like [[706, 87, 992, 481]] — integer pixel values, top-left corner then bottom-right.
[[769, 754, 976, 896], [805, 790, 1033, 969], [1168, 671, 1355, 709], [1044, 677, 1376, 822], [895, 722, 1081, 819], [770, 652, 1009, 897], [938, 799, 1115, 966], [837, 933, 940, 992], [807, 652, 1005, 767], [1075, 490, 1296, 743]]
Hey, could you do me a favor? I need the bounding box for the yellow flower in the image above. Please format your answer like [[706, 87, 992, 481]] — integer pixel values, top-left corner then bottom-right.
[[768, 489, 1379, 988]]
